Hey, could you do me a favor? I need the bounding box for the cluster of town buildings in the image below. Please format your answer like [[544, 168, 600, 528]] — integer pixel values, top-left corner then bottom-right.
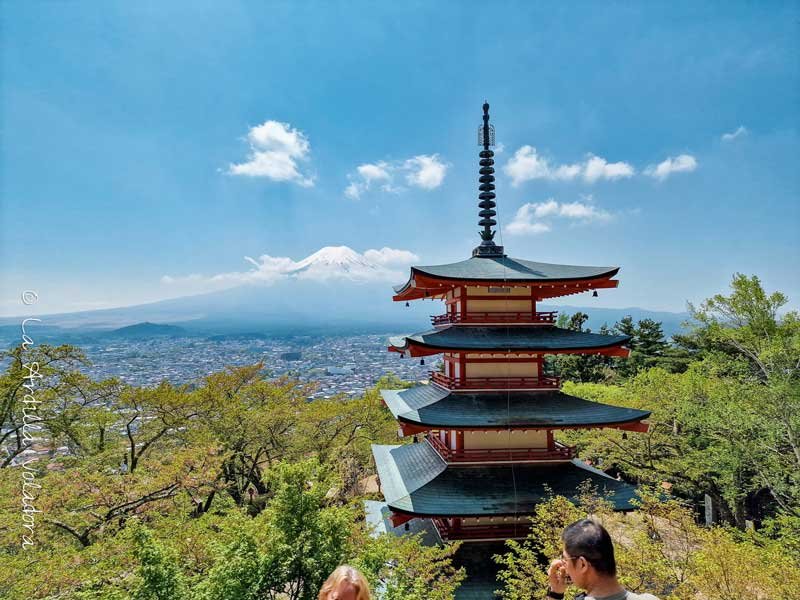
[[76, 333, 431, 397]]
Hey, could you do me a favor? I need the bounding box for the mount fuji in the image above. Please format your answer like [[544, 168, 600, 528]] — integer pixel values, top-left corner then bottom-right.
[[0, 246, 430, 335], [286, 246, 381, 279], [0, 245, 689, 340]]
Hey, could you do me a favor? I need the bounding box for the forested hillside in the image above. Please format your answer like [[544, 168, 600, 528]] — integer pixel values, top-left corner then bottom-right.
[[1, 274, 797, 599]]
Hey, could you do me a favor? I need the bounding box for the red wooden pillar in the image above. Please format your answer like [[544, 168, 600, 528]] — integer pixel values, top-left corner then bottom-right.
[[530, 287, 536, 319], [452, 517, 461, 535], [546, 430, 555, 451]]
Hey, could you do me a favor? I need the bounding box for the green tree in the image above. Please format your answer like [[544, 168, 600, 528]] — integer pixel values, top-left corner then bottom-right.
[[552, 313, 612, 383], [195, 535, 263, 600], [133, 526, 187, 600], [258, 459, 354, 600], [613, 316, 689, 376], [615, 315, 637, 339], [356, 533, 465, 600], [0, 344, 88, 467], [635, 319, 668, 365], [689, 274, 800, 518], [494, 495, 584, 600]]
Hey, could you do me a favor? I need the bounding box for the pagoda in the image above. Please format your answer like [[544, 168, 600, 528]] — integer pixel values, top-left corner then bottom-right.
[[370, 103, 651, 546]]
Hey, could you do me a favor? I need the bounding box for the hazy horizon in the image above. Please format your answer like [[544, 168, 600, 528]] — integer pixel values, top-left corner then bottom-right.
[[2, 4, 798, 316]]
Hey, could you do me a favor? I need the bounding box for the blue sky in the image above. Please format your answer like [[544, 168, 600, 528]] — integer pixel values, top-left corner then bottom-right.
[[2, 1, 798, 316]]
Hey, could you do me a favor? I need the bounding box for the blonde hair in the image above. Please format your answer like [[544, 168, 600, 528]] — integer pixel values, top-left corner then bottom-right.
[[318, 565, 371, 600]]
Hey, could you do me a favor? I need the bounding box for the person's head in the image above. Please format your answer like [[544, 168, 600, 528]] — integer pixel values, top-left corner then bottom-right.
[[560, 519, 617, 588], [318, 565, 371, 600]]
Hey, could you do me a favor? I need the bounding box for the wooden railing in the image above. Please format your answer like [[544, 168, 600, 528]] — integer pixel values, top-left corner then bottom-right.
[[432, 518, 532, 540], [431, 311, 558, 326], [426, 433, 576, 463], [429, 371, 560, 390]]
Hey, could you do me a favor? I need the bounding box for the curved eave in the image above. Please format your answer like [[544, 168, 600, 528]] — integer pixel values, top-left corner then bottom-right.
[[392, 265, 620, 302], [396, 415, 649, 436], [389, 340, 630, 358], [380, 386, 651, 433], [373, 443, 637, 516], [388, 327, 632, 358]]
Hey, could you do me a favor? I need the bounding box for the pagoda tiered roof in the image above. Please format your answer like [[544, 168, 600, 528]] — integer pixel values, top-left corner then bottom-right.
[[373, 442, 638, 515], [381, 384, 651, 431], [388, 325, 631, 356], [368, 102, 646, 573], [393, 256, 619, 301]]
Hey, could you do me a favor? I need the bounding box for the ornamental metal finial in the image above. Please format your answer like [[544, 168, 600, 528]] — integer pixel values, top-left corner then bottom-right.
[[473, 101, 505, 257]]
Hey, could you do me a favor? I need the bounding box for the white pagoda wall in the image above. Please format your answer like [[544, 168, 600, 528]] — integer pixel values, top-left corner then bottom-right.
[[467, 285, 532, 314], [464, 361, 538, 378], [466, 299, 533, 313], [466, 286, 530, 296], [463, 429, 547, 450]]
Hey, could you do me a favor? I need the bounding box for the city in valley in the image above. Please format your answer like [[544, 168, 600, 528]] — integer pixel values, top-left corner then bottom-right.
[[65, 333, 431, 399]]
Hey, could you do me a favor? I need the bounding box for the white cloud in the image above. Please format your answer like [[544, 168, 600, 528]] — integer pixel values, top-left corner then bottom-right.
[[503, 146, 634, 186], [506, 214, 552, 236], [363, 247, 420, 266], [344, 154, 448, 199], [529, 198, 560, 218], [558, 201, 611, 220], [345, 161, 393, 200], [344, 182, 363, 200], [228, 120, 314, 186], [357, 162, 392, 182], [583, 155, 635, 183], [644, 154, 698, 181], [505, 198, 612, 236], [404, 154, 448, 189], [161, 245, 418, 293], [721, 125, 748, 142], [504, 146, 553, 184]]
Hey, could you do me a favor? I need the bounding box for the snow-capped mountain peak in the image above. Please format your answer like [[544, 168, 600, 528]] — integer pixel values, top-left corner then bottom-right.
[[291, 246, 377, 272], [288, 246, 381, 279], [161, 245, 418, 294]]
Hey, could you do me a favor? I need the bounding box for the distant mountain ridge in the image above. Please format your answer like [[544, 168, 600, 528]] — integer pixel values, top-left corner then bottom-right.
[[103, 322, 187, 339], [0, 302, 691, 346], [0, 245, 691, 341], [540, 304, 691, 338]]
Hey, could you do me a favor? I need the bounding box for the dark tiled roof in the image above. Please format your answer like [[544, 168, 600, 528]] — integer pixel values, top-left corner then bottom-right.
[[407, 256, 617, 283], [389, 326, 630, 352], [381, 385, 650, 428], [364, 500, 442, 546], [373, 442, 447, 505], [373, 443, 637, 515]]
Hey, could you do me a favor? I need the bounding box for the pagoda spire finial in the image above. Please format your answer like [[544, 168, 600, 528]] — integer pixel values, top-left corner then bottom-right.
[[473, 101, 505, 258]]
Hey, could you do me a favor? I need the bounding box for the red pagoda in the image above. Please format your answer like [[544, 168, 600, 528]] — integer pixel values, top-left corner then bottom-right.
[[370, 103, 650, 550]]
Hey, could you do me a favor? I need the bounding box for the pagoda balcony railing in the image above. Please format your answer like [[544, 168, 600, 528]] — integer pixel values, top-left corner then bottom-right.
[[429, 371, 560, 391], [430, 310, 558, 326], [426, 433, 576, 463], [432, 518, 532, 541]]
